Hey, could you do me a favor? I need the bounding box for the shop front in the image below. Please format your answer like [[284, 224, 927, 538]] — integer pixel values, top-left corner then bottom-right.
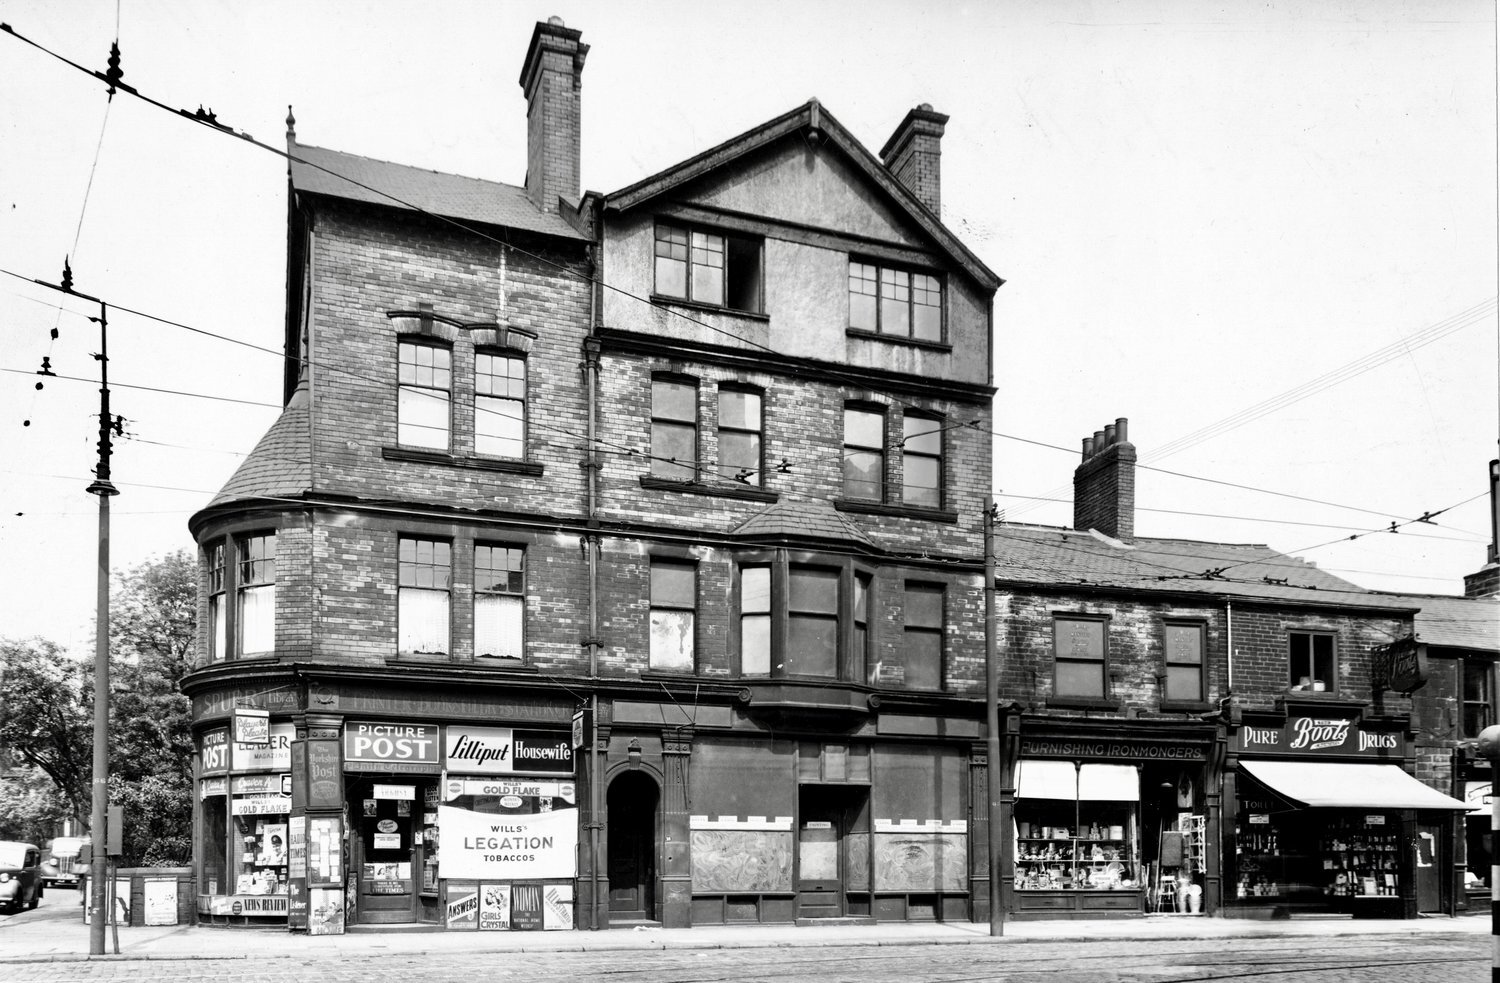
[[1005, 717, 1220, 919], [191, 678, 583, 933], [1226, 708, 1468, 918]]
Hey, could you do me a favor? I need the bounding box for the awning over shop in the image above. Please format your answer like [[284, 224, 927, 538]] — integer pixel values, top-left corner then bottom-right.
[[1016, 759, 1076, 800], [1240, 760, 1469, 810], [1078, 764, 1139, 801]]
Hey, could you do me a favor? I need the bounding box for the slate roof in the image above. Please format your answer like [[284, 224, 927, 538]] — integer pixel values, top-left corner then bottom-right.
[[992, 524, 1418, 611], [288, 141, 587, 241], [1389, 594, 1500, 652], [205, 385, 312, 509], [732, 498, 875, 549]]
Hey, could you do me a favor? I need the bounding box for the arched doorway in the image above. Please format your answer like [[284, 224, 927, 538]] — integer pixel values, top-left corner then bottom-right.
[[607, 771, 659, 923]]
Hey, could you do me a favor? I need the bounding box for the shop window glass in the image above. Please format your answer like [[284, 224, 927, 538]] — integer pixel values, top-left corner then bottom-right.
[[1288, 631, 1336, 692], [650, 559, 696, 672], [1164, 622, 1205, 703], [1054, 616, 1107, 698], [202, 794, 227, 895], [1014, 760, 1139, 893], [398, 538, 450, 655]]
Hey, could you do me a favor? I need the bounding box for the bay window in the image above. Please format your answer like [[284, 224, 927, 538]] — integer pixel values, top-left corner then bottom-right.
[[237, 533, 276, 657]]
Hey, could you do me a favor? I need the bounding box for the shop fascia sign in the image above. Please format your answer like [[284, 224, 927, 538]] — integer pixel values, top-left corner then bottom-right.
[[344, 721, 440, 773], [445, 725, 574, 775], [1018, 738, 1206, 762], [1237, 716, 1404, 757], [1372, 637, 1427, 695], [443, 777, 577, 803]]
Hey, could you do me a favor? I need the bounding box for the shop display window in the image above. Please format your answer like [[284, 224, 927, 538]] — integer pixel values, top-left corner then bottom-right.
[[1014, 761, 1139, 892], [233, 811, 289, 896], [1233, 784, 1319, 900], [202, 794, 228, 896]]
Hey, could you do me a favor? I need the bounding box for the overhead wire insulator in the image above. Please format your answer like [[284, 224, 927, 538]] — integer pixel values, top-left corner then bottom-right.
[[105, 40, 123, 96]]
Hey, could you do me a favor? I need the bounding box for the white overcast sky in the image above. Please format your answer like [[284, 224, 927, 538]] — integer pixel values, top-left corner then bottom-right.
[[1, 0, 1496, 654]]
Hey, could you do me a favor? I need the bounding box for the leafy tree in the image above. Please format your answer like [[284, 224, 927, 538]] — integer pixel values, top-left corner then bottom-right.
[[0, 638, 92, 823], [0, 767, 70, 844]]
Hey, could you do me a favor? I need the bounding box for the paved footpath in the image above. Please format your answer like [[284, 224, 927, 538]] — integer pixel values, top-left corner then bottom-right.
[[0, 905, 1489, 963]]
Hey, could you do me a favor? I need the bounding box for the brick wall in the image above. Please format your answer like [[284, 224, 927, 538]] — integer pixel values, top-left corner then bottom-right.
[[1224, 605, 1411, 714]]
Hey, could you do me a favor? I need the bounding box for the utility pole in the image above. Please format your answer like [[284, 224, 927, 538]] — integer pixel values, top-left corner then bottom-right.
[[35, 264, 118, 954], [984, 495, 1004, 936]]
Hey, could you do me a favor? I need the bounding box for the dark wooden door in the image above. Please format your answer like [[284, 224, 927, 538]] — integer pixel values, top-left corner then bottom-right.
[[797, 787, 844, 918], [352, 781, 419, 924], [1415, 822, 1442, 912], [607, 773, 657, 921]]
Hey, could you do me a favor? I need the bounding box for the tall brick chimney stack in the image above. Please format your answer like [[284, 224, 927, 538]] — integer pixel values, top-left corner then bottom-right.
[[519, 16, 588, 214], [1073, 418, 1136, 541], [879, 104, 948, 218]]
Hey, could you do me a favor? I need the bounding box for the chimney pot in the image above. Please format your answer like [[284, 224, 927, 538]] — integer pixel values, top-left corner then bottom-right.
[[1115, 417, 1129, 444], [1081, 437, 1093, 461], [1103, 423, 1117, 445]]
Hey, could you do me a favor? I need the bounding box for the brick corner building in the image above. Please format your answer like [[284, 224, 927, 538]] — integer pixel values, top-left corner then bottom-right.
[[181, 17, 1001, 932]]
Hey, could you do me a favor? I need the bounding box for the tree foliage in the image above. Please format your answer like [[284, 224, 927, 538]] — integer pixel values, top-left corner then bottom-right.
[[0, 549, 198, 864]]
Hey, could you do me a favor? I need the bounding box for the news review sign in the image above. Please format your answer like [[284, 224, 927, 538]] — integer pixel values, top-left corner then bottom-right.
[[1237, 716, 1405, 758]]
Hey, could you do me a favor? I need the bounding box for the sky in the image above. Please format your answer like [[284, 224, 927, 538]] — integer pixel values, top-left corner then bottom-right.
[[0, 0, 1496, 655]]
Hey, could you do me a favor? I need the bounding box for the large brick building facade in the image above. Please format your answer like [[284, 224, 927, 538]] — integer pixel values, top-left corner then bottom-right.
[[182, 17, 1003, 931]]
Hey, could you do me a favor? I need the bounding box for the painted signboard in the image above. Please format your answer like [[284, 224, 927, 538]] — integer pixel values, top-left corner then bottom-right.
[[1237, 716, 1405, 758], [307, 740, 341, 809], [201, 728, 230, 775], [437, 805, 578, 880], [233, 722, 294, 772], [1019, 737, 1206, 762], [445, 726, 575, 775], [443, 778, 577, 803], [343, 722, 440, 773], [233, 708, 270, 746]]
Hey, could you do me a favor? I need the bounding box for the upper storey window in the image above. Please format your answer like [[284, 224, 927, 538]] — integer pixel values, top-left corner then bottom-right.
[[237, 533, 277, 657], [654, 223, 763, 313], [848, 261, 942, 342], [397, 340, 452, 450], [475, 352, 526, 459]]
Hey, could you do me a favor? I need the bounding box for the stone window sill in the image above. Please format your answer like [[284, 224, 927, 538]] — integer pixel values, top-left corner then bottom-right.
[[383, 446, 545, 476]]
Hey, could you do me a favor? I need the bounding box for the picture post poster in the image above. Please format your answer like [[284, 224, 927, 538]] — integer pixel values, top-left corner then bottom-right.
[[437, 805, 577, 880]]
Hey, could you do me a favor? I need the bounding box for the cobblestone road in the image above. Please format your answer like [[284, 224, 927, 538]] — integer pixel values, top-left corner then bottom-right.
[[2, 931, 1487, 983]]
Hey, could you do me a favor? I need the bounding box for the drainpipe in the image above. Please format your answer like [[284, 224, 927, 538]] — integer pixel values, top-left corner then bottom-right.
[[583, 237, 604, 931], [1225, 600, 1234, 697]]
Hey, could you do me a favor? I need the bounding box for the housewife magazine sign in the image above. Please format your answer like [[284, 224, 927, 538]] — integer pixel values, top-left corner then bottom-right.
[[437, 805, 577, 880]]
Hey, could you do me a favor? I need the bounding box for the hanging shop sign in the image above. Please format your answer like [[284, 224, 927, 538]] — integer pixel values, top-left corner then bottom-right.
[[343, 722, 440, 773], [1373, 638, 1427, 694], [1237, 717, 1405, 758], [233, 708, 270, 745], [443, 778, 577, 803], [200, 776, 228, 799], [201, 728, 230, 775], [233, 722, 294, 772], [437, 804, 578, 880], [445, 726, 575, 776]]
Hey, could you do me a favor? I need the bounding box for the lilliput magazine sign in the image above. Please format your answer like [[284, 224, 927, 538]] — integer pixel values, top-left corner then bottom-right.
[[445, 726, 574, 775], [1237, 716, 1404, 758]]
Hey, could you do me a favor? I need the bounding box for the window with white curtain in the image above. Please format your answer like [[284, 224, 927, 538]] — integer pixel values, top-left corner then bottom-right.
[[397, 340, 452, 449], [236, 533, 276, 656], [399, 538, 450, 655], [475, 544, 524, 660]]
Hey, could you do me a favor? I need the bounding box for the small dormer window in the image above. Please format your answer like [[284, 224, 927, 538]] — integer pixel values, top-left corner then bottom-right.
[[654, 222, 762, 313]]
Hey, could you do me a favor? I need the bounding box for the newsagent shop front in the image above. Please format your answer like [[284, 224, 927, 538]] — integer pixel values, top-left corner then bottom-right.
[[194, 692, 580, 933], [1225, 707, 1468, 918]]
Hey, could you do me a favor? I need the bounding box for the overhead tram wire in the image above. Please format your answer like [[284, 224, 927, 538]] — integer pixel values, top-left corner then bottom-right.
[[0, 22, 993, 476], [3, 23, 1483, 549]]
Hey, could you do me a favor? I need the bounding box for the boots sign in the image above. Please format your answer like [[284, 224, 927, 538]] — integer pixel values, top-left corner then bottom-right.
[[1237, 716, 1404, 758]]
